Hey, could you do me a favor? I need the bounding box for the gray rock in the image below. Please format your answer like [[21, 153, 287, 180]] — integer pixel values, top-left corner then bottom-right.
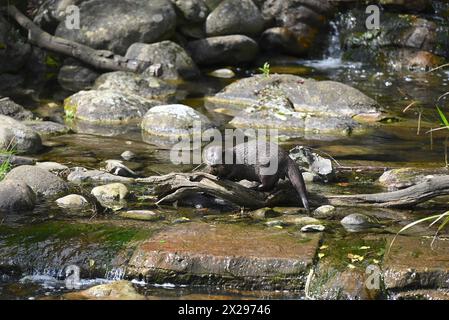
[[281, 215, 320, 226], [119, 210, 163, 221], [93, 71, 177, 103], [67, 167, 135, 184], [64, 90, 158, 123], [205, 0, 264, 36], [141, 104, 214, 137], [125, 41, 199, 80], [249, 207, 280, 220], [121, 151, 136, 161], [312, 205, 336, 219], [0, 97, 33, 121], [24, 120, 70, 136], [0, 155, 35, 167], [55, 0, 177, 55], [5, 165, 69, 197], [208, 68, 236, 78], [34, 0, 88, 28], [171, 0, 209, 22], [91, 183, 129, 201], [187, 35, 259, 66], [105, 160, 137, 178], [301, 224, 325, 232], [58, 59, 100, 92], [289, 146, 335, 182], [35, 162, 69, 174], [341, 213, 379, 232], [0, 115, 42, 154], [56, 194, 89, 209], [0, 16, 31, 74], [0, 179, 36, 212], [379, 167, 449, 191]]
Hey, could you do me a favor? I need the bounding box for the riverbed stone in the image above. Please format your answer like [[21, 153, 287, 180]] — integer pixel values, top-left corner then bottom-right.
[[105, 160, 137, 178], [341, 213, 379, 231], [0, 97, 33, 121], [0, 116, 42, 154], [312, 205, 336, 219], [379, 167, 449, 191], [141, 104, 214, 138], [35, 161, 69, 174], [67, 167, 135, 184], [5, 165, 69, 197], [56, 194, 89, 209], [121, 151, 136, 161], [171, 0, 209, 22], [120, 210, 163, 221], [301, 224, 325, 232], [127, 222, 321, 288], [187, 35, 259, 66], [383, 236, 449, 291], [91, 183, 129, 201], [55, 0, 177, 55], [205, 0, 265, 37], [0, 179, 36, 212], [24, 120, 70, 137], [93, 71, 177, 103], [57, 59, 100, 92], [125, 41, 199, 80], [64, 281, 145, 300], [64, 90, 158, 123]]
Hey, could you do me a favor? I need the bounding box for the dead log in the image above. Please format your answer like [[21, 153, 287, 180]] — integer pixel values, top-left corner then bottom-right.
[[138, 172, 449, 209], [4, 5, 150, 72]]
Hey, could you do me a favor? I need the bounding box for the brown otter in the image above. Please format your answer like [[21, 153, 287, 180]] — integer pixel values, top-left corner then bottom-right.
[[204, 140, 310, 211]]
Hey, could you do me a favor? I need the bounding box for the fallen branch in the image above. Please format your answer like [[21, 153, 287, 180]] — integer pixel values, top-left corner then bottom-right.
[[138, 172, 449, 209], [4, 5, 150, 72]]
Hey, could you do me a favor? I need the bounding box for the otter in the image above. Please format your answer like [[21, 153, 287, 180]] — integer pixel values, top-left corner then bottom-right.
[[204, 140, 310, 211]]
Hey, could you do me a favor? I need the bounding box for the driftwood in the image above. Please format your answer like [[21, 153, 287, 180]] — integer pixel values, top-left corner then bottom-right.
[[138, 172, 449, 209], [4, 5, 150, 72]]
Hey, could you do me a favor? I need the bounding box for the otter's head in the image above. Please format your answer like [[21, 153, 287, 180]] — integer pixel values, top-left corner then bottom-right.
[[204, 145, 228, 177]]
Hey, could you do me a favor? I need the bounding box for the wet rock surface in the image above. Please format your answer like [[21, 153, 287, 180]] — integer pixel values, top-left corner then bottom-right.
[[0, 116, 42, 154], [379, 167, 449, 191], [0, 179, 36, 213], [0, 97, 33, 121]]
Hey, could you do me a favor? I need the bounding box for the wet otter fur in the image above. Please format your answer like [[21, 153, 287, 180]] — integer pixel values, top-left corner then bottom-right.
[[204, 140, 310, 211]]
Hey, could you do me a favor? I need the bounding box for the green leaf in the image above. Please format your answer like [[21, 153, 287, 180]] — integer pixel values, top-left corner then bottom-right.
[[436, 106, 449, 129]]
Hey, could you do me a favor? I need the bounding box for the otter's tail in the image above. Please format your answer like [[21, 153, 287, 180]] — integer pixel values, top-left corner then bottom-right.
[[287, 158, 310, 211]]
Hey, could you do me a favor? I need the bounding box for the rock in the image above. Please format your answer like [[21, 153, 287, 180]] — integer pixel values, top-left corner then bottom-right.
[[55, 0, 177, 55], [93, 71, 178, 103], [205, 0, 264, 37], [260, 26, 317, 56], [64, 281, 145, 300], [300, 224, 325, 232], [104, 160, 137, 178], [127, 222, 320, 289], [0, 97, 33, 121], [64, 90, 158, 123], [289, 146, 335, 182], [58, 59, 100, 92], [208, 68, 236, 79], [141, 104, 214, 138], [171, 0, 209, 22], [67, 167, 135, 184], [0, 116, 42, 154], [35, 161, 69, 174], [248, 207, 280, 220], [0, 16, 31, 74], [0, 155, 35, 167], [264, 219, 285, 227], [392, 289, 449, 300], [56, 194, 89, 209], [121, 151, 136, 161], [187, 35, 259, 66], [125, 41, 199, 80], [91, 183, 129, 201], [34, 0, 88, 30], [0, 180, 36, 212], [5, 165, 69, 197], [341, 213, 379, 231], [379, 167, 449, 191], [120, 210, 163, 221], [384, 236, 449, 291], [24, 121, 70, 136], [312, 205, 336, 219], [281, 215, 321, 226]]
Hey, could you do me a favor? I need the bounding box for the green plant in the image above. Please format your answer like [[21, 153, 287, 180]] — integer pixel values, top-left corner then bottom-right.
[[259, 62, 271, 77], [0, 158, 12, 181]]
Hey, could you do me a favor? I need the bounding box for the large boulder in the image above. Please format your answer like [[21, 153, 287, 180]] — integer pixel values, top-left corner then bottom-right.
[[0, 15, 31, 74], [5, 165, 69, 197], [379, 167, 449, 191], [93, 71, 178, 103], [205, 0, 265, 36], [171, 0, 209, 22], [187, 35, 259, 66], [57, 58, 100, 92], [0, 116, 42, 154], [0, 180, 36, 213], [55, 0, 177, 55], [125, 41, 199, 80], [64, 90, 159, 123], [141, 104, 214, 137], [0, 97, 33, 121]]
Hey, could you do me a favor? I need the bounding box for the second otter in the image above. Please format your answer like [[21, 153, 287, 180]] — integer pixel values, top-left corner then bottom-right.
[[204, 140, 310, 211]]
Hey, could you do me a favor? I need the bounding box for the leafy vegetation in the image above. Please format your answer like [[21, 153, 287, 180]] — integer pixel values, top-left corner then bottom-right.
[[258, 62, 271, 77], [0, 144, 16, 181]]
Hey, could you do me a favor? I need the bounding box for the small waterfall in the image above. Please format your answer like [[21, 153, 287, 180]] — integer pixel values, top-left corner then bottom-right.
[[104, 267, 126, 281], [324, 20, 343, 60]]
